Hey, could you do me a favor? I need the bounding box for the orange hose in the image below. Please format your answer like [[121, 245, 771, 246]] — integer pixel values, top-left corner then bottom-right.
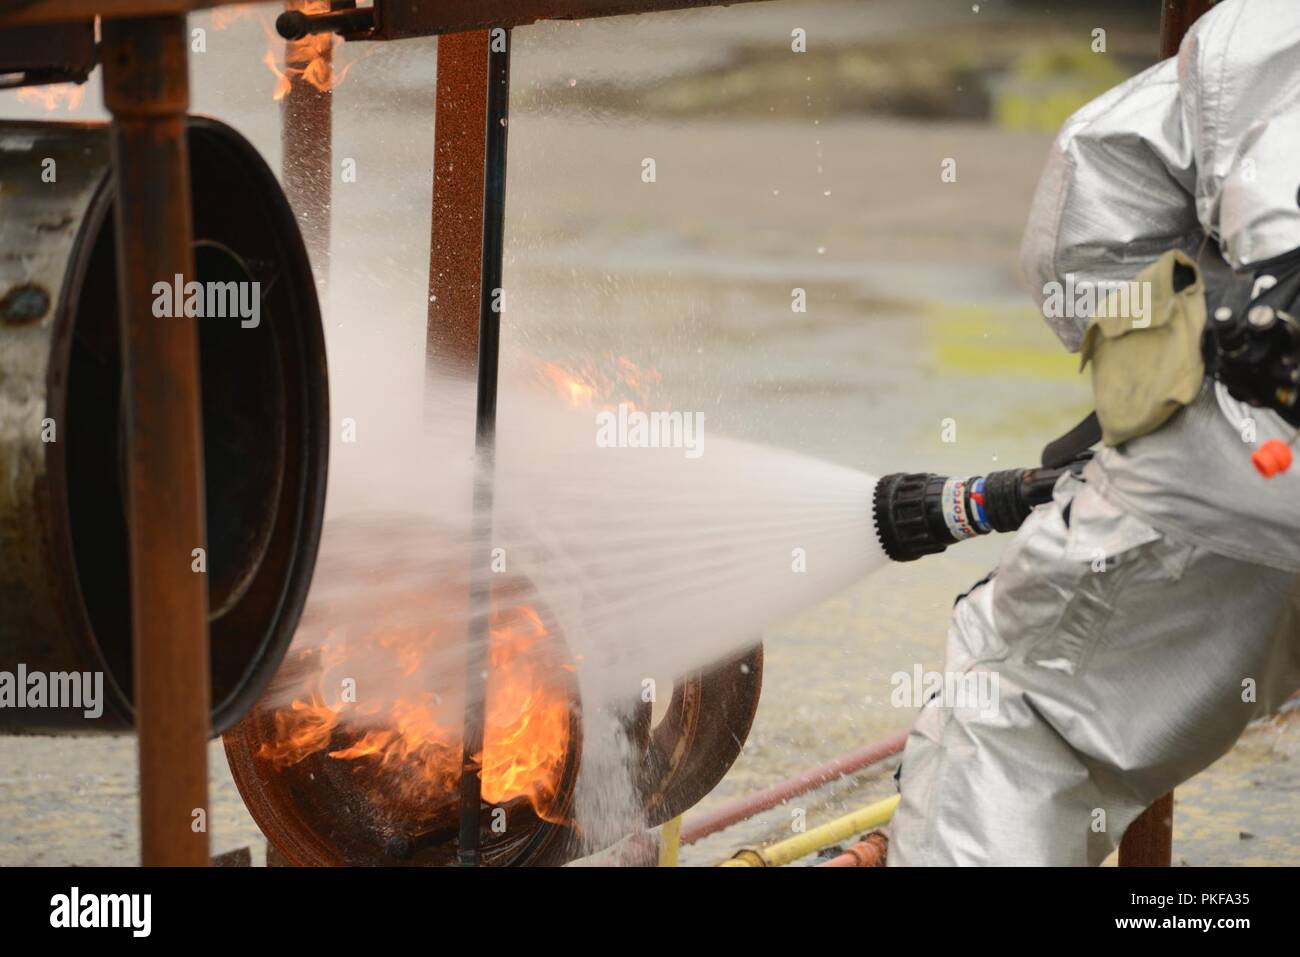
[[816, 831, 888, 868]]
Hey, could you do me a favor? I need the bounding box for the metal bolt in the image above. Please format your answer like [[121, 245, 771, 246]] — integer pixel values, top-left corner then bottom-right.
[[1248, 305, 1276, 328]]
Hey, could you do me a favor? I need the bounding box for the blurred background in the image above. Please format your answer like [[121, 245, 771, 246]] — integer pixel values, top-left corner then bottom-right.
[[3, 0, 1295, 866]]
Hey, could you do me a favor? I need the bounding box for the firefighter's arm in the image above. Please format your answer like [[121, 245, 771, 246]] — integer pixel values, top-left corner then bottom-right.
[[1018, 54, 1199, 353]]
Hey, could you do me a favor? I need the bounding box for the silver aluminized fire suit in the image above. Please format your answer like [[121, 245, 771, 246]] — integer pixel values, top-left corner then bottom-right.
[[890, 0, 1300, 866]]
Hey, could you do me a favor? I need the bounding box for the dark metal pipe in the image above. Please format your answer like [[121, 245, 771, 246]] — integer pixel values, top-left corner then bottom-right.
[[275, 7, 374, 42], [352, 0, 776, 41], [458, 26, 512, 867], [1159, 0, 1215, 59], [100, 14, 210, 868]]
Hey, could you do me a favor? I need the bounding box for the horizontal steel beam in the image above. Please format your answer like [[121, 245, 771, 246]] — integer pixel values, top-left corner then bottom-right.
[[363, 0, 775, 40], [0, 20, 95, 86], [2, 0, 774, 33], [0, 0, 225, 29]]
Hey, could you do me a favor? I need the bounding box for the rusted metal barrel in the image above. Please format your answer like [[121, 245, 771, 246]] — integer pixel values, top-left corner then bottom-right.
[[224, 515, 584, 867], [639, 644, 764, 828], [0, 116, 328, 735], [224, 514, 764, 865]]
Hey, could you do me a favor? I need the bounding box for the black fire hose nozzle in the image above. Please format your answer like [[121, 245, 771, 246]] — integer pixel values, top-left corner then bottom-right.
[[873, 463, 1075, 563]]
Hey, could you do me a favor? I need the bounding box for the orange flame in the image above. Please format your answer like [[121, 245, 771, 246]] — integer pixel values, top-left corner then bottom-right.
[[210, 4, 258, 30], [16, 84, 85, 112], [258, 602, 573, 822], [262, 48, 294, 102], [534, 355, 664, 412], [261, 1, 354, 100]]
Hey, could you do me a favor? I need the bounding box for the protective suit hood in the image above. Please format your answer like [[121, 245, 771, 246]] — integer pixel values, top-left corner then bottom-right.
[[1020, 0, 1300, 352]]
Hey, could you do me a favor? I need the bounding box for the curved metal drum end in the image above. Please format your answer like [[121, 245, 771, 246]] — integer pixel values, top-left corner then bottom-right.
[[0, 116, 328, 735]]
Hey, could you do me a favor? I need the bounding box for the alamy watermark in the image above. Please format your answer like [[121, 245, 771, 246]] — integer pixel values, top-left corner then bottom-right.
[[0, 664, 103, 719], [595, 402, 704, 459], [152, 274, 260, 328], [890, 665, 1000, 719], [1043, 275, 1153, 328], [50, 887, 150, 937]]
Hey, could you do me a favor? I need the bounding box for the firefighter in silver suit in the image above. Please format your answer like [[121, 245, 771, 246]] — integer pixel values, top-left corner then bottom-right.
[[891, 0, 1300, 865]]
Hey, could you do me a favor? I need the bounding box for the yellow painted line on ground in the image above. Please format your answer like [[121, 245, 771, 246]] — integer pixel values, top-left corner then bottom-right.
[[923, 301, 1081, 382]]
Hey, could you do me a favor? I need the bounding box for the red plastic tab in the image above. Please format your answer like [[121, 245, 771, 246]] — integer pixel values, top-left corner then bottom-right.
[[1252, 439, 1293, 478]]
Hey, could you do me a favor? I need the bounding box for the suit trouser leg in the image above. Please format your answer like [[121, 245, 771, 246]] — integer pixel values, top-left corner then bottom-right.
[[889, 480, 1300, 866]]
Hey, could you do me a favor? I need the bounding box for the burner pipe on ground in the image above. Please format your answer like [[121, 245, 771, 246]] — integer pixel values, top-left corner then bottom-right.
[[816, 831, 889, 868], [457, 27, 512, 867], [719, 794, 900, 868]]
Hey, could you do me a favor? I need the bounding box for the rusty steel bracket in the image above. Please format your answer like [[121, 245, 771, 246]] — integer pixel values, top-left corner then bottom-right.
[[0, 20, 95, 88]]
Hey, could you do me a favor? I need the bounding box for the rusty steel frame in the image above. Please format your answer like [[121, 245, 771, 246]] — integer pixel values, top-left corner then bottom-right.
[[5, 0, 774, 30], [99, 14, 211, 867], [427, 31, 490, 371]]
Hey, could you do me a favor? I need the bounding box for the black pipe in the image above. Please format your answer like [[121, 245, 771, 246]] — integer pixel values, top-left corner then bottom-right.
[[458, 27, 512, 867], [275, 8, 374, 41]]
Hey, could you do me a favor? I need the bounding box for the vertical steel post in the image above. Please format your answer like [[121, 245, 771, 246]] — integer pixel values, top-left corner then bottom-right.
[[457, 26, 512, 867], [281, 0, 333, 286], [427, 31, 490, 371], [1119, 792, 1175, 868], [100, 14, 211, 868], [1120, 0, 1214, 870], [1159, 0, 1216, 58]]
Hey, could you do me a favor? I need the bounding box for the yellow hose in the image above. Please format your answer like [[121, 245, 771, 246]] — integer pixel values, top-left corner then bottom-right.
[[659, 816, 682, 867], [719, 794, 900, 867]]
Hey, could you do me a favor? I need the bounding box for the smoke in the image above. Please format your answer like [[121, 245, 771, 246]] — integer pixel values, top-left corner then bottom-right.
[[260, 349, 886, 846], [312, 360, 882, 695]]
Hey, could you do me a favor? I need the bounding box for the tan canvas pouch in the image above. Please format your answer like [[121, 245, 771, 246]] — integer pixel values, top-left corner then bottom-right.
[[1079, 249, 1206, 446]]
